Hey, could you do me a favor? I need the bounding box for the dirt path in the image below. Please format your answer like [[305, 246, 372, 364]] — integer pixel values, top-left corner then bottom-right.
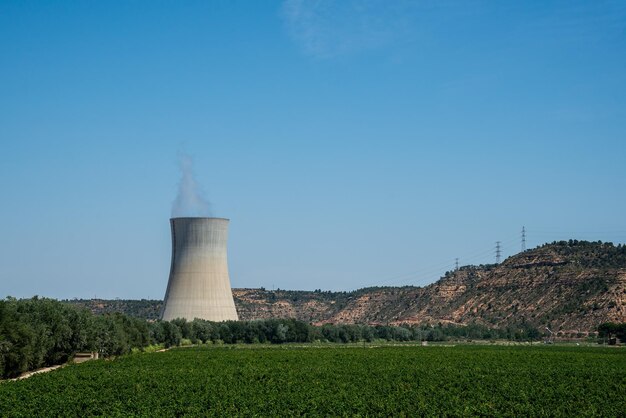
[[3, 348, 174, 382], [4, 364, 65, 382]]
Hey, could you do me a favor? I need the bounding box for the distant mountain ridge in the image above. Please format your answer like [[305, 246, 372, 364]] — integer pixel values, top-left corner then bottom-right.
[[66, 241, 626, 332]]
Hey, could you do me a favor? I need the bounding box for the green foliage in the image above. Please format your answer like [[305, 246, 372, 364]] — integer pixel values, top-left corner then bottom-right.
[[141, 344, 165, 354], [0, 298, 153, 378], [1, 346, 624, 416], [0, 297, 96, 378], [597, 322, 626, 343]]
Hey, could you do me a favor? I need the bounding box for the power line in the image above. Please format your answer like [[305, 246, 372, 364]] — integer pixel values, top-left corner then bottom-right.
[[366, 259, 456, 288], [456, 236, 519, 264], [521, 226, 526, 252], [362, 233, 523, 289]]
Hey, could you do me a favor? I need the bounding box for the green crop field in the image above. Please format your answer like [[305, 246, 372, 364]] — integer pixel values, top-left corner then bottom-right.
[[1, 345, 624, 416]]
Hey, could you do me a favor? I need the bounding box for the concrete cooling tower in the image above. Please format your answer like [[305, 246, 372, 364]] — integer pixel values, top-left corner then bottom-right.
[[160, 217, 239, 322]]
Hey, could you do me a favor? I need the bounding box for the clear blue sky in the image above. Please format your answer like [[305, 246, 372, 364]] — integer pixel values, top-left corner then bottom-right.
[[1, 1, 625, 299]]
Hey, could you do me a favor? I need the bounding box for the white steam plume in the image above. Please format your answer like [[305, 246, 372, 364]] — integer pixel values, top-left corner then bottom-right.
[[171, 153, 211, 218]]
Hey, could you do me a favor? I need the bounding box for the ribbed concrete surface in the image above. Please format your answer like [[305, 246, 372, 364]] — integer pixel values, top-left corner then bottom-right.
[[161, 217, 239, 321]]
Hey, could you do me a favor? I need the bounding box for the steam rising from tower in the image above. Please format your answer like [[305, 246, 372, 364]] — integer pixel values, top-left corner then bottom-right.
[[171, 153, 211, 218]]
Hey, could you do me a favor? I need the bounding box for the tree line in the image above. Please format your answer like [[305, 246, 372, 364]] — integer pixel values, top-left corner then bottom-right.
[[2, 297, 545, 379]]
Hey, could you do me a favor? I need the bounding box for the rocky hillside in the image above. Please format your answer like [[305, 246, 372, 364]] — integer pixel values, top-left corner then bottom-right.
[[68, 241, 626, 333]]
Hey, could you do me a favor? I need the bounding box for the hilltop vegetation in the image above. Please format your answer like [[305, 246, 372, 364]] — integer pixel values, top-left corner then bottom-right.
[[1, 345, 624, 416]]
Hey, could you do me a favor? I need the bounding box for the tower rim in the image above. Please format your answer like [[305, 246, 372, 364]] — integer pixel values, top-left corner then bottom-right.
[[170, 217, 230, 221]]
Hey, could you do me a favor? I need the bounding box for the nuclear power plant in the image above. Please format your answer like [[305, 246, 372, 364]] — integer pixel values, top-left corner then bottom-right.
[[160, 217, 239, 322]]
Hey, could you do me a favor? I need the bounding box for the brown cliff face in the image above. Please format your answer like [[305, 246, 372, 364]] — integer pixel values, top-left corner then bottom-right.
[[233, 241, 626, 332]]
